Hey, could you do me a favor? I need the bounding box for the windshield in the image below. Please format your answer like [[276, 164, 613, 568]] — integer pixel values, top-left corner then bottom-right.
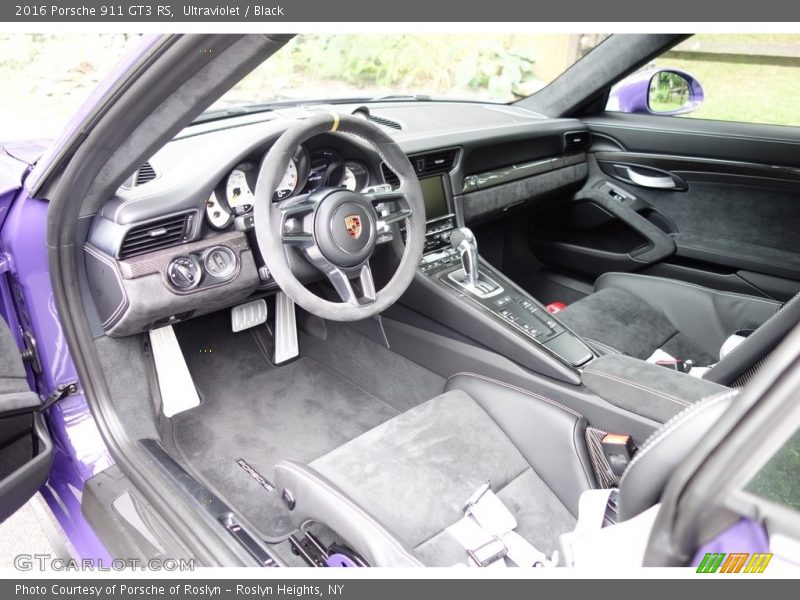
[[0, 33, 608, 141], [214, 33, 609, 109]]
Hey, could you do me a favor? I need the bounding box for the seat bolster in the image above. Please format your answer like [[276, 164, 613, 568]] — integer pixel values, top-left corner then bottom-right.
[[445, 373, 595, 517], [274, 461, 423, 567], [617, 389, 738, 521], [704, 291, 800, 386], [595, 272, 781, 358]]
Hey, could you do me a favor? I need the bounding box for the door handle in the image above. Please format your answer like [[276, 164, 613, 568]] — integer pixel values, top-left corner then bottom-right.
[[624, 167, 677, 189]]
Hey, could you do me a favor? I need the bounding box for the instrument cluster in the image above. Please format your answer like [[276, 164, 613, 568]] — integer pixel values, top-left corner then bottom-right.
[[205, 144, 371, 230]]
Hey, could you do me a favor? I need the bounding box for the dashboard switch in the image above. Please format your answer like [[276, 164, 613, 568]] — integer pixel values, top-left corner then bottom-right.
[[167, 256, 202, 291], [203, 246, 237, 279], [234, 214, 255, 231]]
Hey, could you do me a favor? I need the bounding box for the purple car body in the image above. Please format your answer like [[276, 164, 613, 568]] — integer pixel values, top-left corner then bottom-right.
[[0, 36, 162, 561], [1, 144, 113, 561]]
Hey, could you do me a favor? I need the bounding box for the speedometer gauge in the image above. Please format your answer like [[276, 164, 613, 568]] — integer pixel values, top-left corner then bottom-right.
[[274, 160, 298, 200], [226, 167, 255, 213]]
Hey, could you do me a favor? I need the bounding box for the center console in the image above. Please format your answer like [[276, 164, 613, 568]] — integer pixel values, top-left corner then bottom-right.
[[404, 173, 594, 375]]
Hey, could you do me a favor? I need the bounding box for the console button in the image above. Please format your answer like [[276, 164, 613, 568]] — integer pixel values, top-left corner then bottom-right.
[[494, 295, 512, 307]]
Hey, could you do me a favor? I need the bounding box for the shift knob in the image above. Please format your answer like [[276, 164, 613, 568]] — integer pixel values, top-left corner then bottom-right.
[[449, 227, 479, 287]]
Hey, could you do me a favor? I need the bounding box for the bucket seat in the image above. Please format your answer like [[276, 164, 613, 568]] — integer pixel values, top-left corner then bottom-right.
[[274, 373, 738, 567], [557, 273, 800, 386]]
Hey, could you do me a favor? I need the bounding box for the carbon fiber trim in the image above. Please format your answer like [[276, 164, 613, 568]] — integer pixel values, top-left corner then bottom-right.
[[585, 426, 633, 489], [118, 231, 250, 279], [730, 351, 773, 388]]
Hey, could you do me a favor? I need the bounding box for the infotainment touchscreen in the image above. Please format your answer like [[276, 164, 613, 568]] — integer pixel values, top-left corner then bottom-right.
[[418, 175, 449, 221]]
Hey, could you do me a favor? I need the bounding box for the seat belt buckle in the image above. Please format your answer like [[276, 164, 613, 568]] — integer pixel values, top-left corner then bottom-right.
[[601, 433, 635, 477], [655, 358, 694, 373], [467, 536, 508, 567]]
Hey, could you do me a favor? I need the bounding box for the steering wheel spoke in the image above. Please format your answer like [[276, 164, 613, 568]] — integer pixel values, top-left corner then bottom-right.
[[325, 262, 376, 307], [279, 193, 315, 247], [366, 190, 413, 237]]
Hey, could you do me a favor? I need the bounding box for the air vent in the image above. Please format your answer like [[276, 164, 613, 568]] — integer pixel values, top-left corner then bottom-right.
[[563, 131, 591, 154], [119, 213, 193, 259], [412, 149, 458, 177], [381, 163, 400, 188], [367, 114, 402, 130], [352, 106, 403, 130], [381, 148, 459, 188], [134, 161, 157, 186]]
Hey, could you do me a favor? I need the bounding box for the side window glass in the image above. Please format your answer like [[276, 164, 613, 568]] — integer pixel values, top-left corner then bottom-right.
[[745, 428, 800, 512], [606, 34, 800, 127]]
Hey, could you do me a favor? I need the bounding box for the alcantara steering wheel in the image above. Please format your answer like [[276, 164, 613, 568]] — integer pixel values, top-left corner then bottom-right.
[[252, 112, 426, 321]]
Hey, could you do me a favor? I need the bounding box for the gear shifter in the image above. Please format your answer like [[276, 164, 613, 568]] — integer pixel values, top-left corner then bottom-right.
[[449, 227, 479, 287]]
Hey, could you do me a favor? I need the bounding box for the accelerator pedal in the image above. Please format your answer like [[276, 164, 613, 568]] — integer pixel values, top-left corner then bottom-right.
[[148, 325, 200, 417], [274, 292, 299, 365]]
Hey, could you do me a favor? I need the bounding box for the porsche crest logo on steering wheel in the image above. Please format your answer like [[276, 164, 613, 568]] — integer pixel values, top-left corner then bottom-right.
[[344, 214, 362, 239]]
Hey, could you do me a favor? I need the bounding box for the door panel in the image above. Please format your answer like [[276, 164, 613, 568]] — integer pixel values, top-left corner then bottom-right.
[[594, 151, 800, 281], [531, 183, 677, 277], [0, 316, 52, 523], [527, 112, 800, 302], [586, 112, 800, 168]]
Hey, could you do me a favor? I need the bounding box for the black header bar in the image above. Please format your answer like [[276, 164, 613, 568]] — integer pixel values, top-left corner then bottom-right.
[[2, 0, 799, 22]]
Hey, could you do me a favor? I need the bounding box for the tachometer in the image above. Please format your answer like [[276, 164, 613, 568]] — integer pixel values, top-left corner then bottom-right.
[[275, 160, 298, 200]]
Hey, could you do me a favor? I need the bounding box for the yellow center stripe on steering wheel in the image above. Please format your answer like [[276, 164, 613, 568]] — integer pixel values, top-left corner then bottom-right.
[[330, 112, 340, 132]]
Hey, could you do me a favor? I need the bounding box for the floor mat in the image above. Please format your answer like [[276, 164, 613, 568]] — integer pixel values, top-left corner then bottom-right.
[[300, 320, 446, 413], [171, 313, 427, 540]]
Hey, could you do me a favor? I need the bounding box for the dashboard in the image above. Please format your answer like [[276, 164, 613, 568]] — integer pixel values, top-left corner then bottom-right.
[[83, 101, 590, 337]]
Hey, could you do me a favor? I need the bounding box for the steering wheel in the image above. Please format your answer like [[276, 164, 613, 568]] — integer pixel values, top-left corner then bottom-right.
[[252, 112, 426, 321]]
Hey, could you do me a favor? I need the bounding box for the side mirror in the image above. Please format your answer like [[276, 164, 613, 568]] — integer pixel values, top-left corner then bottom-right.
[[607, 68, 704, 116]]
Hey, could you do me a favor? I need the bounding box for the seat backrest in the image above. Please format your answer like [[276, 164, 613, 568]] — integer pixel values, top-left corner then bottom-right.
[[617, 390, 739, 522], [704, 291, 800, 387]]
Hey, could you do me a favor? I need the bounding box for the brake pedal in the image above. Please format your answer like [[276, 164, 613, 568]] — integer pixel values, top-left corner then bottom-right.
[[231, 299, 268, 332], [274, 292, 299, 364], [148, 325, 200, 417]]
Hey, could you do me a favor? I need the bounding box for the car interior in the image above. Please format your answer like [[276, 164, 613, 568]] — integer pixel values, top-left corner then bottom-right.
[[4, 33, 800, 567]]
